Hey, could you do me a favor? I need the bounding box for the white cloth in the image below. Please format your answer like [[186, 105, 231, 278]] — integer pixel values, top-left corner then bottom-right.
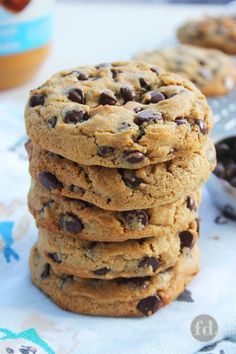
[[0, 102, 236, 354]]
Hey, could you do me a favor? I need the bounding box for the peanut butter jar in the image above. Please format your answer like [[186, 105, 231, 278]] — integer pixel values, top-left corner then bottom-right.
[[0, 0, 53, 90]]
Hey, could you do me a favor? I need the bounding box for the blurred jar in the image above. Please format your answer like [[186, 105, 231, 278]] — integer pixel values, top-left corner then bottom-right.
[[0, 0, 53, 90]]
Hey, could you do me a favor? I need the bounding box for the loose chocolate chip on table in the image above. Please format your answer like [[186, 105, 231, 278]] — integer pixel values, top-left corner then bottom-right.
[[215, 143, 232, 160], [98, 146, 115, 157], [47, 116, 57, 129], [99, 91, 117, 105], [76, 71, 89, 81], [222, 204, 236, 221], [137, 295, 161, 316], [59, 212, 84, 233], [134, 110, 162, 126], [123, 150, 145, 164], [175, 117, 188, 126], [116, 276, 150, 287], [29, 94, 45, 107], [93, 267, 110, 275], [68, 88, 85, 104], [179, 230, 194, 249], [48, 252, 62, 263], [64, 110, 88, 124], [119, 170, 144, 189], [145, 91, 165, 104], [214, 163, 225, 179], [139, 78, 150, 91], [41, 263, 51, 279], [120, 87, 136, 102], [215, 215, 228, 225], [39, 171, 62, 190], [120, 210, 149, 230], [195, 119, 208, 135], [186, 196, 197, 211], [138, 257, 159, 272]]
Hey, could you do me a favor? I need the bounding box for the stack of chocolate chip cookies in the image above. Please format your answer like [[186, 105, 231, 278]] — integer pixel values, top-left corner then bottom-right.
[[25, 61, 216, 317]]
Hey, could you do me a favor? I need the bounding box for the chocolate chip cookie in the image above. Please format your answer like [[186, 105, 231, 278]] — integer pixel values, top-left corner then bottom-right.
[[135, 45, 236, 96], [26, 140, 215, 211], [36, 219, 199, 279], [25, 61, 213, 169], [177, 15, 236, 55], [30, 243, 200, 317], [28, 181, 200, 242]]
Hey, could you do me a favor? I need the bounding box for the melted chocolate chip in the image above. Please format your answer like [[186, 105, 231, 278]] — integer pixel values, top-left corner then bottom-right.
[[111, 69, 118, 79], [120, 170, 144, 189], [41, 263, 50, 279], [99, 91, 117, 105], [186, 196, 197, 211], [76, 71, 89, 80], [175, 117, 188, 125], [48, 252, 62, 263], [68, 88, 85, 104], [139, 78, 150, 91], [39, 172, 62, 190], [93, 267, 110, 275], [116, 276, 150, 287], [119, 210, 149, 230], [123, 150, 145, 164], [195, 119, 208, 135], [138, 257, 159, 272], [137, 295, 161, 316], [59, 212, 84, 233], [98, 146, 115, 157], [64, 110, 88, 124], [29, 94, 44, 107], [39, 199, 55, 215], [134, 110, 162, 126], [47, 116, 57, 129], [120, 87, 136, 102], [145, 91, 165, 104], [179, 230, 195, 249]]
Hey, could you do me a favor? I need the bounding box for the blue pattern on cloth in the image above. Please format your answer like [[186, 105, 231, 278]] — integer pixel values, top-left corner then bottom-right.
[[0, 221, 19, 262]]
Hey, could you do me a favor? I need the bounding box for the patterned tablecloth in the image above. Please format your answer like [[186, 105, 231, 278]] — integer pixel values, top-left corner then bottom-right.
[[0, 101, 236, 354]]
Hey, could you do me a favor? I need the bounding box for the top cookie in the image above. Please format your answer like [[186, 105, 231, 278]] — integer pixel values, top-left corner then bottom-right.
[[25, 61, 213, 169], [177, 15, 236, 55], [135, 45, 236, 96]]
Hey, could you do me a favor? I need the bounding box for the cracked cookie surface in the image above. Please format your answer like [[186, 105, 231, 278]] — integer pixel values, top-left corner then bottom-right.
[[25, 61, 213, 168], [26, 140, 215, 211], [135, 45, 236, 96], [28, 182, 200, 242], [177, 15, 236, 54], [36, 219, 199, 279], [30, 243, 200, 317]]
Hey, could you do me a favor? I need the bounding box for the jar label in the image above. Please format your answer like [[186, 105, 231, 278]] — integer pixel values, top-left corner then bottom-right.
[[0, 0, 53, 55]]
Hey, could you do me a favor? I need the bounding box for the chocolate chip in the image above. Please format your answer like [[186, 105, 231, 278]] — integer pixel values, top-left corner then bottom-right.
[[215, 215, 228, 225], [64, 110, 88, 124], [139, 78, 150, 91], [68, 88, 85, 104], [111, 69, 119, 79], [96, 63, 110, 69], [195, 119, 208, 135], [145, 91, 165, 104], [69, 184, 85, 194], [138, 257, 159, 272], [39, 199, 55, 215], [59, 212, 84, 233], [29, 94, 44, 107], [123, 150, 145, 164], [120, 87, 136, 102], [93, 267, 110, 275], [41, 263, 50, 279], [196, 217, 201, 234], [119, 210, 149, 230], [134, 110, 162, 126], [39, 172, 62, 190], [120, 170, 144, 189], [230, 177, 236, 188], [98, 146, 114, 157], [48, 252, 62, 263], [215, 143, 232, 161], [179, 230, 195, 249], [214, 163, 225, 179], [223, 204, 236, 221], [150, 67, 160, 75], [76, 71, 89, 80], [116, 276, 150, 287], [87, 241, 97, 250], [47, 116, 57, 129], [137, 295, 161, 316], [186, 196, 197, 211], [134, 107, 142, 113], [175, 117, 188, 125], [99, 91, 117, 105], [225, 163, 236, 180]]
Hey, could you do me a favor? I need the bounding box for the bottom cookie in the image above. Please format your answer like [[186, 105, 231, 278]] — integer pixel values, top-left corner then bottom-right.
[[30, 244, 200, 317]]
